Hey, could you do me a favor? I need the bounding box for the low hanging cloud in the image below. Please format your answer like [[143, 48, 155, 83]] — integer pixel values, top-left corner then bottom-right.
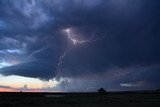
[[120, 81, 146, 87]]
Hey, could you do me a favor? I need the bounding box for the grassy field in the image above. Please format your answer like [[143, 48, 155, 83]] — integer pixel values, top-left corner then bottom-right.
[[0, 91, 160, 107]]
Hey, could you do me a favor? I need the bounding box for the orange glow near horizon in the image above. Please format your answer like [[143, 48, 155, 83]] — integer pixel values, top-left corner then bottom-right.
[[0, 75, 69, 92], [0, 75, 59, 89], [0, 88, 18, 92], [0, 88, 45, 92]]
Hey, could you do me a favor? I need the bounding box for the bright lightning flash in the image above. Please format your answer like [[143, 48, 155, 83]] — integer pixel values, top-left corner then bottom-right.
[[65, 29, 88, 45], [56, 28, 106, 77]]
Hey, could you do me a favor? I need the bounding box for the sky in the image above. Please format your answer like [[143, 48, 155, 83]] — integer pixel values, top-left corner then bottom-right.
[[0, 0, 160, 92]]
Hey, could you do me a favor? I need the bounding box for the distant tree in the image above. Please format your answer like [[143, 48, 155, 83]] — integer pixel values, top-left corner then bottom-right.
[[97, 88, 107, 94]]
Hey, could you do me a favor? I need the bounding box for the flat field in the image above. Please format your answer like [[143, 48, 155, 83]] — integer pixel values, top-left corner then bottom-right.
[[0, 91, 160, 107]]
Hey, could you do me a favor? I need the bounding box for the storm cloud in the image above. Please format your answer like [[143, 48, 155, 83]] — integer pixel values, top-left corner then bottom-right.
[[0, 0, 160, 91]]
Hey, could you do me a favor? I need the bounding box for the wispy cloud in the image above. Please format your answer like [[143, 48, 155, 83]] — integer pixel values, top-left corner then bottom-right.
[[120, 81, 146, 87]]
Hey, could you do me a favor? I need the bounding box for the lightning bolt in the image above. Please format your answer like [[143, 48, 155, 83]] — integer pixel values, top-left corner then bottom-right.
[[56, 28, 106, 77], [66, 28, 106, 44], [28, 46, 48, 58], [58, 51, 67, 66], [65, 29, 89, 44], [57, 51, 68, 76]]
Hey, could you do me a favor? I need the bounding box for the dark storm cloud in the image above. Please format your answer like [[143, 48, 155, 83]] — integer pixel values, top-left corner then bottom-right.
[[0, 0, 160, 90], [59, 0, 160, 75], [0, 61, 56, 80]]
